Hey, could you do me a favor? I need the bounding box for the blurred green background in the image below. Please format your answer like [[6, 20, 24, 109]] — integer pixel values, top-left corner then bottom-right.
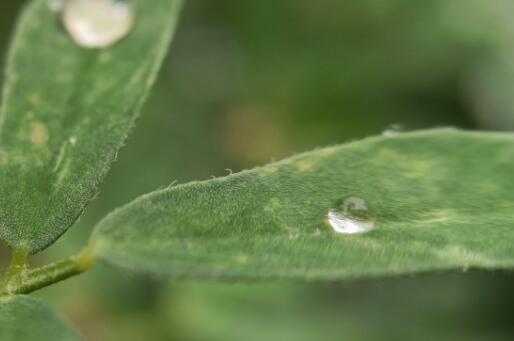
[[2, 0, 514, 340]]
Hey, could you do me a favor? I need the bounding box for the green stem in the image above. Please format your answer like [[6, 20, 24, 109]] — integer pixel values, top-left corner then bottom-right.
[[0, 244, 96, 297], [3, 249, 29, 279], [0, 249, 29, 293]]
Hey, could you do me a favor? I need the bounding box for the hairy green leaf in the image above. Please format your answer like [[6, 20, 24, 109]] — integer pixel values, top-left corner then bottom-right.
[[0, 0, 182, 253], [0, 296, 79, 341], [93, 129, 514, 280]]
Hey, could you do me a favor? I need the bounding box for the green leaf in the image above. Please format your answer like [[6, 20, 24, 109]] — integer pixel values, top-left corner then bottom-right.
[[0, 296, 79, 341], [0, 0, 183, 253], [92, 128, 514, 280]]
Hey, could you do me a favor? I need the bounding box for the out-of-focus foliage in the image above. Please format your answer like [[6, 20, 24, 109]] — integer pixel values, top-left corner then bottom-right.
[[0, 296, 79, 341], [166, 272, 514, 341], [1, 0, 513, 340]]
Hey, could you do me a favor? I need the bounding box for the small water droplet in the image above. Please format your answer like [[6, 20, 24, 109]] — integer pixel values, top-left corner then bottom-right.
[[327, 196, 376, 235], [382, 124, 403, 137], [62, 0, 134, 48]]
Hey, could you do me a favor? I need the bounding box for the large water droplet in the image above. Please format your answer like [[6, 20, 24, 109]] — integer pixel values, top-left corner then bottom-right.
[[62, 0, 134, 48], [327, 196, 376, 234]]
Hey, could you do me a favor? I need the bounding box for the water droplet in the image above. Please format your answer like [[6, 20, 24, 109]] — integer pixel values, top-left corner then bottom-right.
[[382, 124, 403, 137], [327, 196, 376, 234], [62, 0, 134, 48]]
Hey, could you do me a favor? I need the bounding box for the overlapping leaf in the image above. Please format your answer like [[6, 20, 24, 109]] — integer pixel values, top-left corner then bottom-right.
[[0, 296, 79, 341], [0, 0, 182, 253]]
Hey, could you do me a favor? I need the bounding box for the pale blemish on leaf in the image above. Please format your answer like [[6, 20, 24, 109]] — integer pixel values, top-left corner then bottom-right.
[[405, 159, 439, 178], [375, 148, 439, 179], [263, 197, 282, 213], [435, 246, 494, 267], [376, 148, 403, 163], [260, 165, 278, 176], [30, 121, 48, 145], [319, 146, 337, 157], [29, 94, 40, 105], [417, 212, 451, 225], [292, 146, 337, 172], [53, 143, 67, 172], [234, 254, 249, 264], [55, 160, 71, 186], [0, 150, 8, 166], [297, 160, 313, 172]]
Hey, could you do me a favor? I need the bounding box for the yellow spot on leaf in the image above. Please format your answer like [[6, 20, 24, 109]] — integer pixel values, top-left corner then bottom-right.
[[29, 95, 40, 105], [297, 160, 313, 171], [261, 165, 278, 176], [0, 150, 8, 166], [234, 254, 248, 264], [31, 122, 48, 145], [435, 246, 493, 267], [319, 147, 336, 157]]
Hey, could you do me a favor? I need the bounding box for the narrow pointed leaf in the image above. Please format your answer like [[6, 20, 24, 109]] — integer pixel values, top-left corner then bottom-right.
[[0, 0, 182, 253], [93, 129, 514, 280], [0, 296, 79, 341]]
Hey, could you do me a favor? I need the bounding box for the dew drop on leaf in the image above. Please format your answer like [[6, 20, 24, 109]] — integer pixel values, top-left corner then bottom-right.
[[382, 124, 403, 137], [327, 196, 376, 234], [61, 0, 134, 48]]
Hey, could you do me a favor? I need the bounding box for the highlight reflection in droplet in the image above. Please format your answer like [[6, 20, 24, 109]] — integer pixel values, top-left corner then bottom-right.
[[327, 196, 376, 235], [61, 0, 134, 48]]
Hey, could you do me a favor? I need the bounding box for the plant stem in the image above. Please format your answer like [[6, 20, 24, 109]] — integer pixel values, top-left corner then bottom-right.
[[2, 249, 29, 280], [0, 249, 29, 294], [0, 244, 96, 297]]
